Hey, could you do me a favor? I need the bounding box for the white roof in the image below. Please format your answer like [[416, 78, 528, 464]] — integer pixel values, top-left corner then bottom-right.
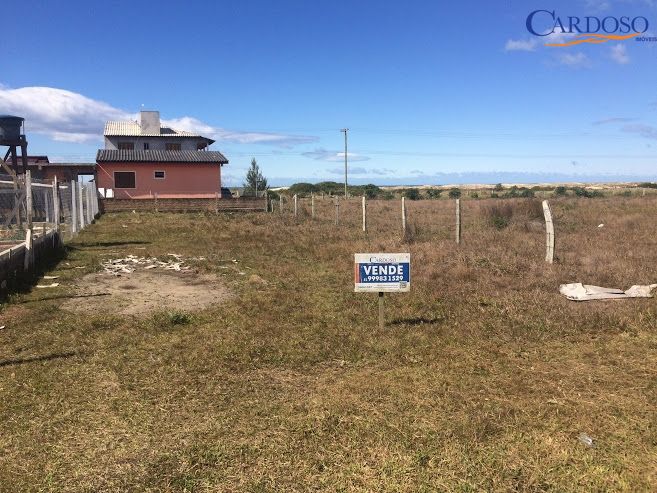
[[104, 121, 201, 138]]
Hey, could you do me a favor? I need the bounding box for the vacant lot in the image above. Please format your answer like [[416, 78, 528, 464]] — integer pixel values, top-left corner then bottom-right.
[[1, 196, 656, 492]]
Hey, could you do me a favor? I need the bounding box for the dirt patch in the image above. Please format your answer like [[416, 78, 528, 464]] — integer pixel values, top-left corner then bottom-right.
[[63, 270, 231, 315]]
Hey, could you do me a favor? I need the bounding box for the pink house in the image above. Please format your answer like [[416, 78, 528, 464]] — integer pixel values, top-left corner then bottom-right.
[[97, 111, 229, 199]]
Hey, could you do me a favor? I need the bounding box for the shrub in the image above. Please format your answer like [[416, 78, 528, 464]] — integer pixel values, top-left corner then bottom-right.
[[448, 188, 461, 199], [426, 188, 442, 199], [572, 187, 603, 198], [404, 189, 422, 200], [490, 192, 499, 199], [554, 186, 567, 196], [471, 192, 479, 199], [639, 182, 657, 189], [166, 311, 192, 326], [519, 188, 535, 198], [381, 191, 395, 200], [493, 183, 504, 191]]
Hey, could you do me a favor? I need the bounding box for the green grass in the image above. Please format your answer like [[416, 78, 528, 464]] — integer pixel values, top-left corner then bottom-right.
[[1, 197, 657, 492]]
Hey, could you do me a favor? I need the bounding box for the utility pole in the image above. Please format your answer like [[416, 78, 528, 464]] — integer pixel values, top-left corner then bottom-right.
[[341, 128, 349, 198]]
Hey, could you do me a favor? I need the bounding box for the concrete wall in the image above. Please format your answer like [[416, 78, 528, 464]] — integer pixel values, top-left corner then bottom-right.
[[0, 231, 62, 298], [96, 162, 222, 199]]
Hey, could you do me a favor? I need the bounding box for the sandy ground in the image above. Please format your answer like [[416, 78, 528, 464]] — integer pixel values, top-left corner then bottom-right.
[[63, 270, 231, 315]]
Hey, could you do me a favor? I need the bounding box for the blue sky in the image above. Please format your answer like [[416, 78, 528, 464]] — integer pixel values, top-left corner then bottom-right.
[[1, 0, 656, 185]]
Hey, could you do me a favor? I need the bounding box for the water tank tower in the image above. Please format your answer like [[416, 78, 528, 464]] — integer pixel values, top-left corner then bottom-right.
[[0, 115, 28, 174]]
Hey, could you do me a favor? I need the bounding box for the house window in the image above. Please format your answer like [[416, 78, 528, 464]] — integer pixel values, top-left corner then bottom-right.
[[114, 171, 136, 189], [118, 142, 134, 150], [143, 142, 150, 150], [154, 170, 165, 179], [165, 143, 181, 151]]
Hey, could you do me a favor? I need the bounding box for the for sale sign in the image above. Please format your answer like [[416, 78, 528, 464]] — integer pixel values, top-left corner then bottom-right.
[[354, 253, 410, 292]]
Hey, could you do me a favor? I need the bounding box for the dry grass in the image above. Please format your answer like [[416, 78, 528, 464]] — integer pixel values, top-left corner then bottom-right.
[[1, 196, 657, 492]]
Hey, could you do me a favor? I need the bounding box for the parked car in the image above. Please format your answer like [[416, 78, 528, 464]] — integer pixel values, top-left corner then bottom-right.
[[220, 187, 233, 198]]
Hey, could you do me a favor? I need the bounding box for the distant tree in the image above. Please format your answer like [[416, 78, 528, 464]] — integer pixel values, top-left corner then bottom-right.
[[361, 184, 382, 199], [404, 189, 422, 200], [243, 158, 268, 196], [288, 182, 319, 196], [493, 183, 504, 191], [554, 186, 568, 196], [448, 188, 461, 199], [426, 188, 442, 199]]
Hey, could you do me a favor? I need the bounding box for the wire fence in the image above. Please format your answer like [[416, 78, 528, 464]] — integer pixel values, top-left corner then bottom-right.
[[0, 171, 100, 248], [271, 193, 657, 266]]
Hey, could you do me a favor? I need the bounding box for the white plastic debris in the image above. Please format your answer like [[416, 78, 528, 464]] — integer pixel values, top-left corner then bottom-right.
[[100, 254, 193, 276], [43, 275, 59, 280], [598, 224, 604, 228], [560, 283, 657, 301], [578, 432, 595, 448], [36, 283, 60, 288]]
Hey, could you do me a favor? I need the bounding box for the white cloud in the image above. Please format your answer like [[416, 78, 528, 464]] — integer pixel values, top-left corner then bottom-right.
[[0, 84, 317, 147], [0, 86, 132, 143], [622, 123, 657, 139], [302, 148, 370, 162], [164, 116, 317, 148], [592, 117, 636, 125], [327, 166, 368, 175], [543, 29, 578, 46], [555, 52, 592, 67], [504, 39, 537, 52], [610, 44, 630, 64]]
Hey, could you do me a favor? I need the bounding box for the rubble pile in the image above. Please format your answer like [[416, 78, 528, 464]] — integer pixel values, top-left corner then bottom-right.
[[101, 254, 198, 276]]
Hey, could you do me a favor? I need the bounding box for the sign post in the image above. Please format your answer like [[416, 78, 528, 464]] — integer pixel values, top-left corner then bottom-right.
[[354, 253, 411, 329]]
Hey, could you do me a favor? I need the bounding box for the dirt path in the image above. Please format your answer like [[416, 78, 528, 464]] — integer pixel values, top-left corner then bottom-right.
[[63, 270, 231, 315]]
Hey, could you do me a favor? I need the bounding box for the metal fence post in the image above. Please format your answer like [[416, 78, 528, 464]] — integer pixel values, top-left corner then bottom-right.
[[362, 196, 367, 232], [401, 197, 406, 233]]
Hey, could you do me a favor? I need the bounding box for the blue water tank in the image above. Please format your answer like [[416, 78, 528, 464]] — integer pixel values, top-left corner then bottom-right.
[[0, 115, 24, 141]]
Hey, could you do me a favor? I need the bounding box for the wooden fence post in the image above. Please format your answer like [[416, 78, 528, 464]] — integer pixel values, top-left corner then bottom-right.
[[334, 196, 340, 226], [280, 195, 283, 213], [401, 197, 406, 233], [362, 196, 367, 232], [311, 193, 315, 219], [70, 180, 77, 234], [542, 200, 555, 264], [455, 198, 461, 245], [294, 194, 298, 219]]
